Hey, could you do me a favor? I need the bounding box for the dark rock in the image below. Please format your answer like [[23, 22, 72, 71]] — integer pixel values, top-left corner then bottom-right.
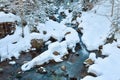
[[117, 44, 120, 48], [75, 43, 81, 51], [99, 45, 103, 50], [88, 72, 97, 77], [75, 52, 80, 57], [16, 71, 22, 79], [49, 16, 57, 21], [31, 39, 44, 51], [30, 27, 39, 33], [49, 37, 57, 42], [76, 27, 83, 35], [0, 68, 3, 73], [36, 67, 47, 74], [22, 20, 27, 27], [65, 32, 71, 36], [60, 12, 66, 18], [84, 59, 94, 67], [61, 55, 68, 60], [53, 51, 60, 56], [12, 41, 17, 44], [43, 31, 47, 35], [68, 10, 72, 13], [70, 77, 77, 80]]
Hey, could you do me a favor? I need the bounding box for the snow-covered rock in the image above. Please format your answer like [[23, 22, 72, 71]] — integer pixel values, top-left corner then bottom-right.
[[0, 19, 80, 71]]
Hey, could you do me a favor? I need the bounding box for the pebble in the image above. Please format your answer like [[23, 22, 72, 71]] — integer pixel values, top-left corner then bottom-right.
[[23, 61, 29, 64], [0, 68, 3, 72], [37, 67, 47, 74], [61, 65, 66, 71]]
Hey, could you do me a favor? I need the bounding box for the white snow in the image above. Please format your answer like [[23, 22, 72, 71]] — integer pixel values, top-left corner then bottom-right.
[[89, 53, 96, 61], [77, 0, 112, 50], [0, 12, 20, 23], [9, 61, 16, 65], [81, 1, 120, 80], [77, 12, 111, 50], [82, 42, 120, 80]]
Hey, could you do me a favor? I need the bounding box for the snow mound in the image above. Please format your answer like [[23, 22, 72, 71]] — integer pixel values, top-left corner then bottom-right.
[[77, 12, 111, 50]]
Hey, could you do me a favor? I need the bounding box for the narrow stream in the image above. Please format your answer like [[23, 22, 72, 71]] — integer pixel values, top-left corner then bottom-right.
[[0, 8, 89, 80]]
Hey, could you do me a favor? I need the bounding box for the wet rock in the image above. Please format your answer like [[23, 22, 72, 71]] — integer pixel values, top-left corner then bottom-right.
[[16, 71, 23, 79], [23, 61, 29, 64], [36, 67, 47, 74], [0, 68, 3, 73], [12, 41, 17, 44], [99, 45, 103, 50], [60, 12, 66, 18], [49, 16, 57, 21], [53, 51, 60, 56], [49, 37, 57, 42], [30, 27, 39, 33], [84, 59, 94, 67], [75, 52, 80, 57], [61, 55, 68, 60], [72, 11, 81, 21], [70, 77, 77, 80], [43, 31, 47, 35], [65, 32, 71, 36], [82, 2, 93, 11], [68, 9, 72, 13], [61, 65, 66, 71], [88, 72, 97, 77], [77, 27, 83, 35], [80, 65, 88, 78], [117, 44, 120, 48], [31, 39, 44, 51], [75, 43, 81, 51]]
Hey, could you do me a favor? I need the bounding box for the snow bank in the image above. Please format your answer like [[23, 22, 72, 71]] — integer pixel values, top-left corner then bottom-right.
[[77, 0, 112, 50], [81, 1, 120, 80], [0, 26, 31, 61], [0, 12, 20, 23], [77, 12, 111, 50], [82, 42, 120, 80]]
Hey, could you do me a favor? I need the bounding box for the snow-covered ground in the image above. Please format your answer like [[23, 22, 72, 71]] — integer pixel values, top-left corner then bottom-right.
[[80, 1, 120, 80]]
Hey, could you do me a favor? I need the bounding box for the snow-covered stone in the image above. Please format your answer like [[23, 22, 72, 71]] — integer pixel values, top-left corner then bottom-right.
[[9, 61, 16, 65]]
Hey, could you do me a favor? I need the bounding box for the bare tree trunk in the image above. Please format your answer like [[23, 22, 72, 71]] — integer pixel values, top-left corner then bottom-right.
[[20, 0, 24, 38], [111, 0, 114, 17]]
